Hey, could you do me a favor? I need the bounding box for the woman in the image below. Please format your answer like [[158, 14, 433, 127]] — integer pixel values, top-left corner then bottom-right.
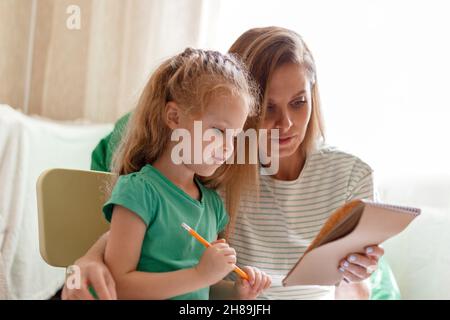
[[63, 26, 399, 300]]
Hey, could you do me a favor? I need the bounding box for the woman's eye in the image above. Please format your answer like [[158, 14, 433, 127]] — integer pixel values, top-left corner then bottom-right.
[[267, 104, 276, 111], [292, 99, 306, 107]]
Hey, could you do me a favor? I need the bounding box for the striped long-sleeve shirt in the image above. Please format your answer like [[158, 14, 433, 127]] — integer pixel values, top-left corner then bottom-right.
[[226, 146, 375, 299]]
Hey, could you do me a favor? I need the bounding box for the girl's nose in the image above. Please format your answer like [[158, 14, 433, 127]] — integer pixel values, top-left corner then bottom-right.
[[223, 137, 234, 160]]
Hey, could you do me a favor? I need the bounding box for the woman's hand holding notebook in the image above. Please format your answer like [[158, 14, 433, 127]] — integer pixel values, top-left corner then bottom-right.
[[282, 200, 421, 286]]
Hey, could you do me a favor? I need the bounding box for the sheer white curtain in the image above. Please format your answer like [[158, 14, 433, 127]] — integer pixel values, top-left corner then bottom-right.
[[84, 0, 222, 121], [0, 0, 221, 122], [212, 0, 450, 177]]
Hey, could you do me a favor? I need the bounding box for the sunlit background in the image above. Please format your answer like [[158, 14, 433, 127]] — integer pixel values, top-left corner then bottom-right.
[[1, 0, 449, 299], [211, 0, 450, 178]]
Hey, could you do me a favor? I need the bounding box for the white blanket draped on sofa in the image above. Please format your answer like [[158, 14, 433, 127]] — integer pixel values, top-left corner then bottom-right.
[[0, 105, 113, 299]]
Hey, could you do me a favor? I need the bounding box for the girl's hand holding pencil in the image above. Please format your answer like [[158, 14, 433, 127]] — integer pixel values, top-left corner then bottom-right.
[[183, 223, 272, 298], [194, 239, 238, 286], [209, 239, 272, 299], [207, 240, 272, 299], [182, 222, 239, 285], [233, 265, 272, 300]]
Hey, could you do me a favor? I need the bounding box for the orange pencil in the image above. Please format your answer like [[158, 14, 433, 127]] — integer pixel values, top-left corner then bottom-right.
[[181, 222, 250, 281]]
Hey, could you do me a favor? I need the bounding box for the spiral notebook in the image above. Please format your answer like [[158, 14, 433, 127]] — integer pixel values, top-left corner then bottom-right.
[[282, 199, 421, 287]]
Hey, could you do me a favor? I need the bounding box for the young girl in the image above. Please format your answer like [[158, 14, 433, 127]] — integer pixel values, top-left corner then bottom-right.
[[102, 48, 271, 300]]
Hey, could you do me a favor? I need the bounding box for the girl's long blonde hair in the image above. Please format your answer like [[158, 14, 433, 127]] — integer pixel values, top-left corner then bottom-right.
[[111, 48, 259, 231]]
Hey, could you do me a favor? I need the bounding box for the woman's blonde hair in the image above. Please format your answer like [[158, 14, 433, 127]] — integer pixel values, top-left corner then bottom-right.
[[208, 28, 326, 237], [228, 26, 326, 157], [111, 48, 259, 231]]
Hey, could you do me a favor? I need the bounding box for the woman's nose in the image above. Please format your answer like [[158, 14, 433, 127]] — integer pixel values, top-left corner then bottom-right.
[[277, 109, 293, 130]]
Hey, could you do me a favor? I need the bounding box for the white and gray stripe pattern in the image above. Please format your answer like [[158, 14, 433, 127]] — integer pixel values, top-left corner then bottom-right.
[[227, 146, 374, 300]]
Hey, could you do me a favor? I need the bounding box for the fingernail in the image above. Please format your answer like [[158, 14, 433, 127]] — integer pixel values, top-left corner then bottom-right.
[[366, 247, 374, 254], [339, 267, 345, 273], [348, 255, 356, 262], [343, 261, 350, 268]]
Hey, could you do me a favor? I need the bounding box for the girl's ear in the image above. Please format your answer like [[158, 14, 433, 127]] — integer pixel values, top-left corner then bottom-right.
[[165, 101, 181, 129]]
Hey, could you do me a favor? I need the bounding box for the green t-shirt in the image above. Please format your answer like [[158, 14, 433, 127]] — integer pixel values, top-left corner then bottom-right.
[[103, 164, 229, 300], [91, 112, 131, 172]]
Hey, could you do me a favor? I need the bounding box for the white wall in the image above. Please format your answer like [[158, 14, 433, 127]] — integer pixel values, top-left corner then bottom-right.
[[210, 0, 450, 178]]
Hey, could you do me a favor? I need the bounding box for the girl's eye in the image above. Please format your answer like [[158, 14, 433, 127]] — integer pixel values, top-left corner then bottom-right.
[[213, 127, 225, 135]]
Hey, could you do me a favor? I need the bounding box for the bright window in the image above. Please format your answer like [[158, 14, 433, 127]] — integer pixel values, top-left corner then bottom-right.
[[209, 0, 450, 176]]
